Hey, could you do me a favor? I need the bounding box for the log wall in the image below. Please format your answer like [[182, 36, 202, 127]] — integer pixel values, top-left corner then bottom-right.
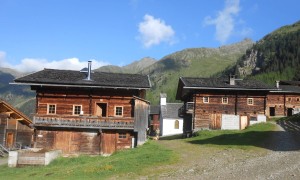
[[267, 93, 300, 117]]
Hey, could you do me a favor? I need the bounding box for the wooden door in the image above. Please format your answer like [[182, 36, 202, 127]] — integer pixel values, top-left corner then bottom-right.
[[96, 103, 107, 117], [210, 114, 221, 129], [55, 131, 71, 154], [240, 116, 248, 130], [6, 132, 14, 148], [101, 131, 116, 155]]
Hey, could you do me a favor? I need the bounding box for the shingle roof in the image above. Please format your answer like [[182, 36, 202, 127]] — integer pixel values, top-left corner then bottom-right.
[[161, 103, 183, 119], [180, 77, 275, 90], [14, 69, 151, 89], [273, 85, 300, 93]]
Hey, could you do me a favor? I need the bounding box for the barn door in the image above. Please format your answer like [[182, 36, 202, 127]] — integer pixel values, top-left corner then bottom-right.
[[101, 131, 116, 155], [6, 132, 14, 148], [210, 114, 221, 129], [55, 131, 72, 154]]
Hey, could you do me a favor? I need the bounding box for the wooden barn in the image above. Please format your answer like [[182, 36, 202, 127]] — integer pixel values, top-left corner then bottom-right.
[[0, 100, 33, 150], [176, 75, 277, 135], [12, 61, 151, 155], [267, 80, 300, 117]]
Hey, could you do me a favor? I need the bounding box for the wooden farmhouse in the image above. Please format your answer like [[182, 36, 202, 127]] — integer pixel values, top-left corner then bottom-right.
[[176, 75, 277, 135], [149, 105, 160, 136], [267, 80, 300, 117], [12, 61, 151, 155], [0, 100, 32, 150]]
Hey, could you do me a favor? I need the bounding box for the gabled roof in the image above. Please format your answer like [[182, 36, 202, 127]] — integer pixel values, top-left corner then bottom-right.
[[0, 100, 32, 126], [176, 77, 277, 100], [161, 103, 183, 119], [271, 85, 300, 93], [13, 69, 151, 89]]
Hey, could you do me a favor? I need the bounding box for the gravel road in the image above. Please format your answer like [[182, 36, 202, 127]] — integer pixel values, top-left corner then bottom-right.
[[155, 120, 300, 180]]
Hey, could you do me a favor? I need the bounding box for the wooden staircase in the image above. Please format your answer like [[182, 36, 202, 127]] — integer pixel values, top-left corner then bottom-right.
[[0, 144, 9, 157]]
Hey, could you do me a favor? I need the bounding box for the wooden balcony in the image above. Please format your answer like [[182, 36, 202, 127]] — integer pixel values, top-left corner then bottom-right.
[[33, 115, 134, 130], [186, 102, 194, 114]]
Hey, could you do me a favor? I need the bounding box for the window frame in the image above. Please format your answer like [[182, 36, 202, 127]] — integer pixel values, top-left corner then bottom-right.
[[73, 105, 82, 115], [247, 98, 254, 105], [118, 132, 127, 139], [203, 96, 209, 103], [222, 97, 228, 104], [115, 106, 123, 117], [47, 104, 56, 114]]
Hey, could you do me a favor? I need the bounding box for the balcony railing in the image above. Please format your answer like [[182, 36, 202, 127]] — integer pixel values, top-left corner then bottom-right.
[[33, 115, 134, 130]]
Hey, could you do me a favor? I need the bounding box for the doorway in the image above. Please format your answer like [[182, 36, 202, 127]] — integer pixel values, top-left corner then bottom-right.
[[269, 107, 275, 116], [287, 108, 293, 116], [6, 132, 14, 148], [96, 103, 107, 117]]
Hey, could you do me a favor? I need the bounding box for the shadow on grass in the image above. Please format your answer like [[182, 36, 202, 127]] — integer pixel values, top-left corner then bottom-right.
[[187, 119, 300, 152]]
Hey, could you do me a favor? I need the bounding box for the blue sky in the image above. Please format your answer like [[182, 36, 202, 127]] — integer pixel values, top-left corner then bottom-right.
[[0, 0, 299, 72]]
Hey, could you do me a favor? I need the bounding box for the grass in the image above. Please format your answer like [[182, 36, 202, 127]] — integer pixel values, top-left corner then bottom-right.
[[186, 122, 276, 150], [0, 141, 178, 180]]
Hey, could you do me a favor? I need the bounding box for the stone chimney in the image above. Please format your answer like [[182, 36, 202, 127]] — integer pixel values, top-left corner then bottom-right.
[[160, 93, 167, 106], [229, 75, 236, 85]]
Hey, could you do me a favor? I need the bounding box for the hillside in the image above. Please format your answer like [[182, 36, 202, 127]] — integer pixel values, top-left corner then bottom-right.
[[95, 57, 156, 73], [0, 70, 35, 118], [234, 20, 300, 84], [142, 39, 254, 104]]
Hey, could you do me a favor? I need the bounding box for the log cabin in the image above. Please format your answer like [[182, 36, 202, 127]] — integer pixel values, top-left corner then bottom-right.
[[12, 61, 151, 155], [267, 80, 300, 117], [0, 100, 32, 150], [176, 75, 277, 135]]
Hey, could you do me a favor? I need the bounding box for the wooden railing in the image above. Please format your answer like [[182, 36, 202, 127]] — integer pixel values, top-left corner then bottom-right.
[[186, 102, 194, 113], [33, 115, 134, 130]]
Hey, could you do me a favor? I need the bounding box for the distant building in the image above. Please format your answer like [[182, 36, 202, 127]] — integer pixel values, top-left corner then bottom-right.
[[176, 75, 277, 135], [149, 105, 160, 136], [0, 100, 33, 149], [267, 80, 300, 117], [13, 61, 151, 155], [159, 93, 183, 136]]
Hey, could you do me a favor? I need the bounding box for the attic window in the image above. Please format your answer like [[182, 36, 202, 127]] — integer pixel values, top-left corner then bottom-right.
[[247, 98, 254, 105], [203, 97, 209, 103], [222, 97, 228, 104]]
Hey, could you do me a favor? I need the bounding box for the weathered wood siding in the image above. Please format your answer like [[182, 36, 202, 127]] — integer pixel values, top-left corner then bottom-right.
[[193, 92, 267, 130], [134, 98, 149, 145], [267, 93, 300, 117]]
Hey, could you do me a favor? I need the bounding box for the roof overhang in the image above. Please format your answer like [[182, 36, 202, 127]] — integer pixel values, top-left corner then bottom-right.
[[10, 82, 151, 90], [183, 86, 278, 91]]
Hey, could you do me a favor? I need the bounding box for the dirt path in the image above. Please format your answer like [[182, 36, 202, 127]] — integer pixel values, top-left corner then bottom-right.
[[152, 121, 300, 179]]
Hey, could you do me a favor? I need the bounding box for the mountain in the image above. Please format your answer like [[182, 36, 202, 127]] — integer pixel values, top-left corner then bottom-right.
[[95, 57, 157, 74], [142, 39, 254, 104], [0, 69, 35, 118], [233, 20, 300, 84]]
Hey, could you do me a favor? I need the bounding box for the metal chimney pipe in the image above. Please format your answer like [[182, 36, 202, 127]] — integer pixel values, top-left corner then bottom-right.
[[276, 80, 280, 89], [87, 61, 92, 81]]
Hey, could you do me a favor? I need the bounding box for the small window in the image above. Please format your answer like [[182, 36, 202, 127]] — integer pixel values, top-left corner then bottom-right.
[[287, 97, 292, 102], [119, 132, 126, 139], [73, 105, 82, 115], [203, 97, 209, 103], [48, 104, 56, 114], [250, 116, 257, 121], [247, 98, 254, 105], [174, 120, 179, 129], [115, 106, 123, 116], [297, 98, 300, 102], [222, 97, 228, 104]]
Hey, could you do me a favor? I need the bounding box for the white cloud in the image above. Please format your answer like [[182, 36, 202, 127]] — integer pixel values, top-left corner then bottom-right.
[[204, 0, 241, 44], [137, 14, 176, 48], [0, 51, 108, 72]]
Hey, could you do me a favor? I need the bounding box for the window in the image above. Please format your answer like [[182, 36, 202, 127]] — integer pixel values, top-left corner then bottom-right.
[[73, 105, 82, 115], [297, 98, 300, 102], [115, 106, 123, 116], [174, 120, 179, 129], [287, 97, 292, 102], [203, 97, 209, 103], [47, 104, 56, 114], [222, 97, 228, 104], [118, 132, 126, 139], [247, 98, 254, 105]]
